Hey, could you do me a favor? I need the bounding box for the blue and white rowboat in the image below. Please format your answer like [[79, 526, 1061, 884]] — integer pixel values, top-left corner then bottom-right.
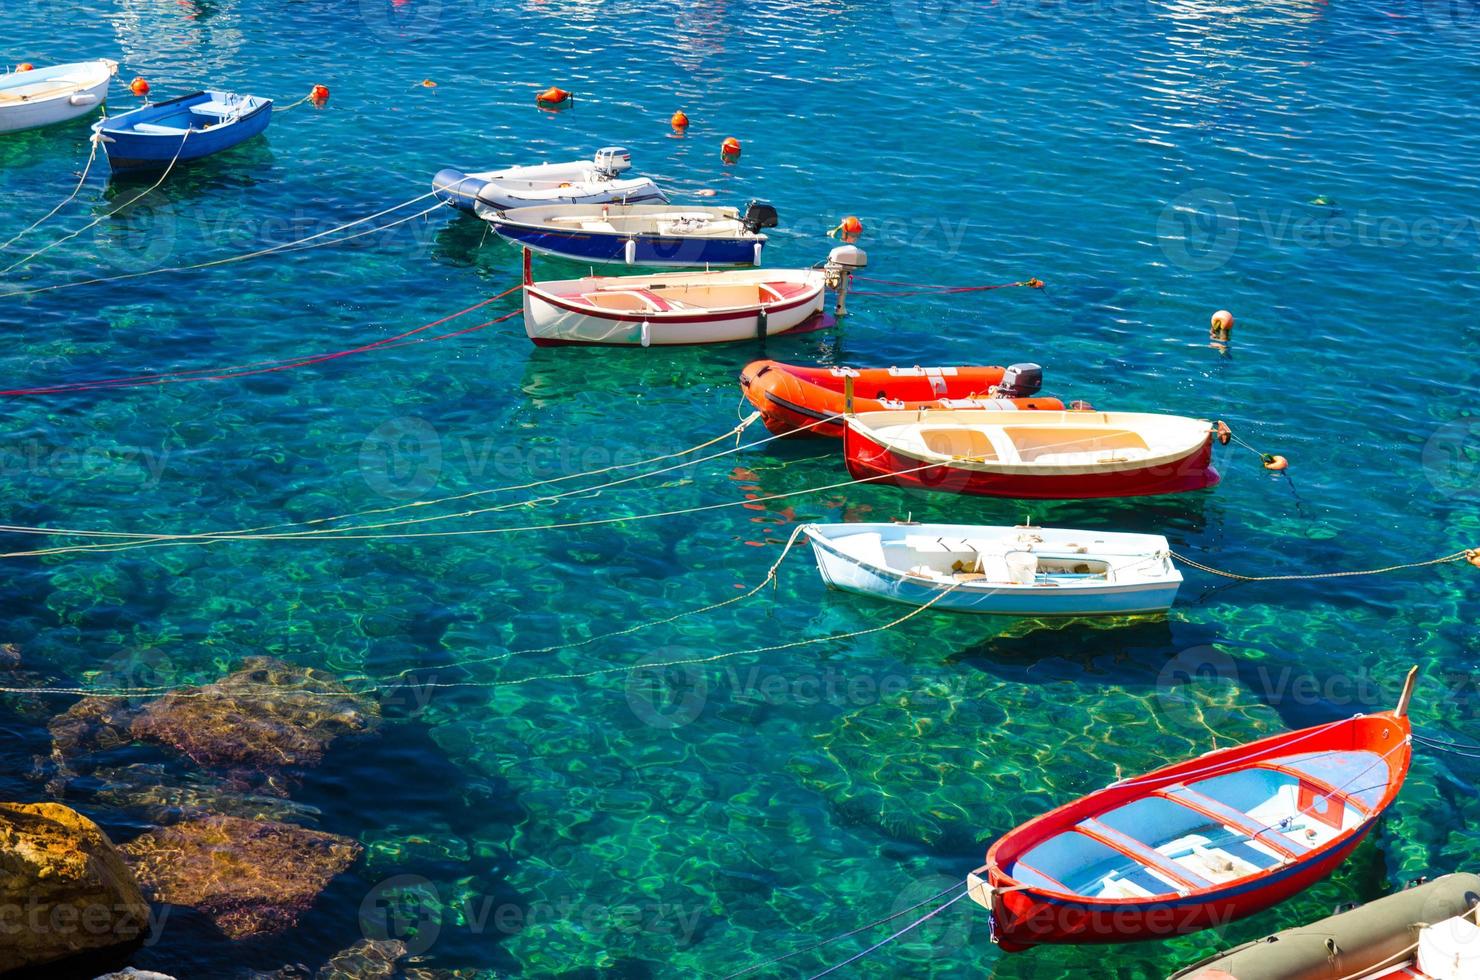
[[802, 522, 1182, 616], [481, 200, 777, 268], [0, 60, 117, 134], [91, 90, 271, 173]]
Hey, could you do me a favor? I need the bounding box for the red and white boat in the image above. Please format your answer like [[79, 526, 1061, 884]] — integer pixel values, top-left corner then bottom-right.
[[520, 249, 824, 347], [969, 668, 1417, 952], [738, 360, 1066, 437], [843, 407, 1220, 499]]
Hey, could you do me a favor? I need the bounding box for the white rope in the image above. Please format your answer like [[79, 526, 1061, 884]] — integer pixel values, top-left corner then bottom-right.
[[0, 425, 1118, 558], [0, 136, 99, 252], [0, 128, 192, 278], [0, 189, 440, 299], [807, 891, 970, 979]]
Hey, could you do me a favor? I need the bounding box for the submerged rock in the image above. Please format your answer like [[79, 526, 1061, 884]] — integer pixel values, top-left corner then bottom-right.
[[78, 763, 324, 827], [121, 814, 362, 939], [93, 970, 177, 980], [49, 697, 142, 765], [0, 801, 151, 974], [128, 656, 380, 779], [314, 938, 407, 979]]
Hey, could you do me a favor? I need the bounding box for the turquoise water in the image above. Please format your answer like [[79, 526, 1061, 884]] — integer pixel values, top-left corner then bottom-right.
[[2, 0, 1479, 976]]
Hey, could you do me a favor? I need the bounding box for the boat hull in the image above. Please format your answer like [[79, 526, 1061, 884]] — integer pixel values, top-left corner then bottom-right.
[[740, 361, 1064, 437], [432, 167, 666, 213], [805, 531, 1179, 616], [843, 421, 1219, 500], [975, 705, 1415, 952], [981, 827, 1375, 950], [0, 61, 115, 134], [94, 93, 272, 173], [490, 219, 764, 268], [523, 279, 824, 346]]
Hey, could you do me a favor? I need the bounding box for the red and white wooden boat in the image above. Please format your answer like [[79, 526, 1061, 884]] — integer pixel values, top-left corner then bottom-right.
[[738, 360, 1066, 437], [520, 249, 824, 347], [843, 407, 1219, 499], [969, 667, 1417, 951]]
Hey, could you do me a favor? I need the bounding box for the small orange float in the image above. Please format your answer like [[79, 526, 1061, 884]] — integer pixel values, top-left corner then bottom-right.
[[671, 110, 689, 130], [17, 63, 34, 72], [1262, 454, 1288, 471], [310, 84, 330, 105], [129, 76, 150, 96], [721, 136, 742, 161], [536, 86, 572, 109]]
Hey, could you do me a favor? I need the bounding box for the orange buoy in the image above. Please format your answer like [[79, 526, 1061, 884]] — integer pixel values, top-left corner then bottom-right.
[[17, 63, 34, 72], [1262, 454, 1288, 471], [310, 84, 330, 105], [840, 215, 863, 236], [130, 77, 150, 97], [536, 86, 572, 108], [1210, 309, 1234, 343], [1216, 420, 1231, 445], [671, 110, 689, 130], [1025, 277, 1046, 289], [421, 79, 437, 88], [721, 136, 742, 161]]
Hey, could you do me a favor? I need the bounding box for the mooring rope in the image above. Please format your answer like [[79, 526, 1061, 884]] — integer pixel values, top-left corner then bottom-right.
[[0, 190, 440, 300], [0, 413, 807, 557], [0, 429, 1113, 558], [1167, 549, 1476, 582], [721, 878, 967, 979], [0, 135, 100, 252], [0, 283, 520, 398], [0, 128, 192, 279], [0, 554, 964, 700], [847, 274, 1045, 298], [805, 890, 971, 979]]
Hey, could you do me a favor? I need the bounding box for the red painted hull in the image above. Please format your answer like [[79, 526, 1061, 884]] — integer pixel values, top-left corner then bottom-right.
[[987, 828, 1372, 950], [975, 709, 1414, 950], [738, 360, 1064, 437], [843, 424, 1219, 500]]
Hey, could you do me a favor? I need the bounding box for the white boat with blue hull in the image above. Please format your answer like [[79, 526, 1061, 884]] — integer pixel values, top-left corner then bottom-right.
[[801, 522, 1182, 616]]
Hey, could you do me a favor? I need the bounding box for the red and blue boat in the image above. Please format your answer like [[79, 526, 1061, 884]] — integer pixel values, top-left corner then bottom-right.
[[968, 667, 1416, 951]]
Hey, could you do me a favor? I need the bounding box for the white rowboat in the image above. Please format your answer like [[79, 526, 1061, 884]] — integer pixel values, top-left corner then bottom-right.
[[521, 252, 824, 347], [802, 522, 1182, 616], [0, 60, 117, 134]]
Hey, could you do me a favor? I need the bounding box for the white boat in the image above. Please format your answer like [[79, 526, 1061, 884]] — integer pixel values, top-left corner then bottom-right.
[[521, 250, 825, 346], [0, 60, 117, 134], [431, 147, 666, 213], [801, 522, 1182, 616]]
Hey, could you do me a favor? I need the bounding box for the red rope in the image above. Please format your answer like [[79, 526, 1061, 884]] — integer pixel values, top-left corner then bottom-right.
[[848, 275, 1044, 298], [1, 285, 521, 397]]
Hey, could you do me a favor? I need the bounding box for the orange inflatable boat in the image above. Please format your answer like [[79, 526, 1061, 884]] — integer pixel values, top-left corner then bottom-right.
[[739, 360, 1067, 437]]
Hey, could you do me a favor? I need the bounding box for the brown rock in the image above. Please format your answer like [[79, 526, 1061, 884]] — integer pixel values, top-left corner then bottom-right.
[[128, 657, 380, 776], [0, 802, 151, 974], [121, 814, 362, 939]]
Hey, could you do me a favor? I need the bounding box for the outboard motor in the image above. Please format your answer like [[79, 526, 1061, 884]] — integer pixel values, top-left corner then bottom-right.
[[593, 146, 633, 178], [996, 363, 1044, 399], [823, 244, 868, 316], [741, 200, 779, 234]]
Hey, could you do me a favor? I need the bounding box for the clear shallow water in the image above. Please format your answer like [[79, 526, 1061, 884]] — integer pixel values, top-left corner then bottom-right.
[[1, 0, 1478, 976]]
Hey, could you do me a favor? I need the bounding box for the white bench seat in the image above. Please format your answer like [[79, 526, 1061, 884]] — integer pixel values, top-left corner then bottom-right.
[[131, 122, 189, 135]]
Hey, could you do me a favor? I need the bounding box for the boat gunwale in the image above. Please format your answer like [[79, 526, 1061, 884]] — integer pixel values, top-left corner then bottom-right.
[[984, 713, 1413, 906]]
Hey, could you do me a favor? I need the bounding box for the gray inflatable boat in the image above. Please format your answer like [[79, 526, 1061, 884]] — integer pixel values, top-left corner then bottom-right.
[[1170, 872, 1480, 979]]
